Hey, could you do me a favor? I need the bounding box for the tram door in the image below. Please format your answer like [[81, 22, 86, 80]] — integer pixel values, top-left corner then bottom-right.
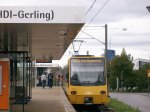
[[0, 59, 9, 110]]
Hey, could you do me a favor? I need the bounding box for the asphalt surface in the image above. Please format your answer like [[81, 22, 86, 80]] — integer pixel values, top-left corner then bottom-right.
[[110, 93, 150, 112]]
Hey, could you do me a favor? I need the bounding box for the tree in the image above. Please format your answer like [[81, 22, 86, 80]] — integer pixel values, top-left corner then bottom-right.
[[110, 48, 134, 91], [133, 64, 150, 92]]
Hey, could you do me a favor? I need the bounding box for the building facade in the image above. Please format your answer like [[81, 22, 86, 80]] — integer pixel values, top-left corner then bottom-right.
[[133, 58, 150, 70]]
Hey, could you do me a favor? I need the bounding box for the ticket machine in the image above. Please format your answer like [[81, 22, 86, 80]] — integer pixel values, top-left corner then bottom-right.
[[0, 59, 9, 111]]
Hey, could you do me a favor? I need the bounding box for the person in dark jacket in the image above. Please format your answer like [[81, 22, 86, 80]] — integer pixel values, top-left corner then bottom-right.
[[48, 71, 53, 88]]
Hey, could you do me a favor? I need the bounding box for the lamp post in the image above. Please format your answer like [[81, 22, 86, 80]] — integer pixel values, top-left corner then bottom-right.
[[120, 71, 123, 91], [146, 5, 150, 95]]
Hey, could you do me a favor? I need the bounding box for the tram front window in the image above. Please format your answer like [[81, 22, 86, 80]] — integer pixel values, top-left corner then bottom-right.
[[70, 58, 106, 86]]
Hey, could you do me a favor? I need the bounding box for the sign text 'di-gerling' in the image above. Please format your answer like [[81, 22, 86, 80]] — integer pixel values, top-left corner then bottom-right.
[[0, 10, 54, 21]]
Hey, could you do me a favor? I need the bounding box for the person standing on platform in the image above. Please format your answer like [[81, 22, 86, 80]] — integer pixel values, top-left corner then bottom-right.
[[48, 71, 53, 88], [41, 73, 47, 88], [57, 74, 61, 86]]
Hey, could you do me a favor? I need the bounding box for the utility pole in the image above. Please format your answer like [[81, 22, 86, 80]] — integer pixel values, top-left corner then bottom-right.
[[105, 24, 109, 94], [105, 24, 108, 61]]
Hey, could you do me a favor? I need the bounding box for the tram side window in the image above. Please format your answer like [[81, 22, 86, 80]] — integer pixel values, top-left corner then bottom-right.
[[0, 65, 2, 95]]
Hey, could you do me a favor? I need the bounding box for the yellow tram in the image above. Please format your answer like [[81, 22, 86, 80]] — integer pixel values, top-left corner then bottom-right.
[[63, 55, 110, 105]]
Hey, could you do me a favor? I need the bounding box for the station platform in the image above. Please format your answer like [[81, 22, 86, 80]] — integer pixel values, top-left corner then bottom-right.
[[24, 86, 76, 112]]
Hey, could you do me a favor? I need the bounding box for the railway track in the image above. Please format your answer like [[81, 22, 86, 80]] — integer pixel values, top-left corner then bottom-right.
[[73, 105, 113, 112]]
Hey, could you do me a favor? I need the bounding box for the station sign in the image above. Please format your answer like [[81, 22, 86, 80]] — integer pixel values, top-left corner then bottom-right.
[[0, 6, 85, 23], [107, 50, 115, 62], [36, 59, 52, 63], [35, 63, 59, 67]]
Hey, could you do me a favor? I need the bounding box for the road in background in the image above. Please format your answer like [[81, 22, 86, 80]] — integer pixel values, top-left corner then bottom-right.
[[110, 93, 150, 112]]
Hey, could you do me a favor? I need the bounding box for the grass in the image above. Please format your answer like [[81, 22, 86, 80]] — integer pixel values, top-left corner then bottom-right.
[[107, 98, 140, 112]]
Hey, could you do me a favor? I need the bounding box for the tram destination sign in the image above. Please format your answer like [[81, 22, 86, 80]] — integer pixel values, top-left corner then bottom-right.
[[0, 6, 84, 23]]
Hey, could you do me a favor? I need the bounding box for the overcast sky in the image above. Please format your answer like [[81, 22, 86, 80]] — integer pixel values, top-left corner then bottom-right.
[[57, 0, 150, 66], [1, 0, 150, 65]]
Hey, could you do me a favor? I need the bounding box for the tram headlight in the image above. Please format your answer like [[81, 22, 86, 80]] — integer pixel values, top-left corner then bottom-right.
[[71, 91, 77, 95], [100, 91, 106, 94]]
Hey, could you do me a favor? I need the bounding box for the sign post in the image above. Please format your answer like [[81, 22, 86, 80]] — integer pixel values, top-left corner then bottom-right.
[[147, 69, 150, 96]]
